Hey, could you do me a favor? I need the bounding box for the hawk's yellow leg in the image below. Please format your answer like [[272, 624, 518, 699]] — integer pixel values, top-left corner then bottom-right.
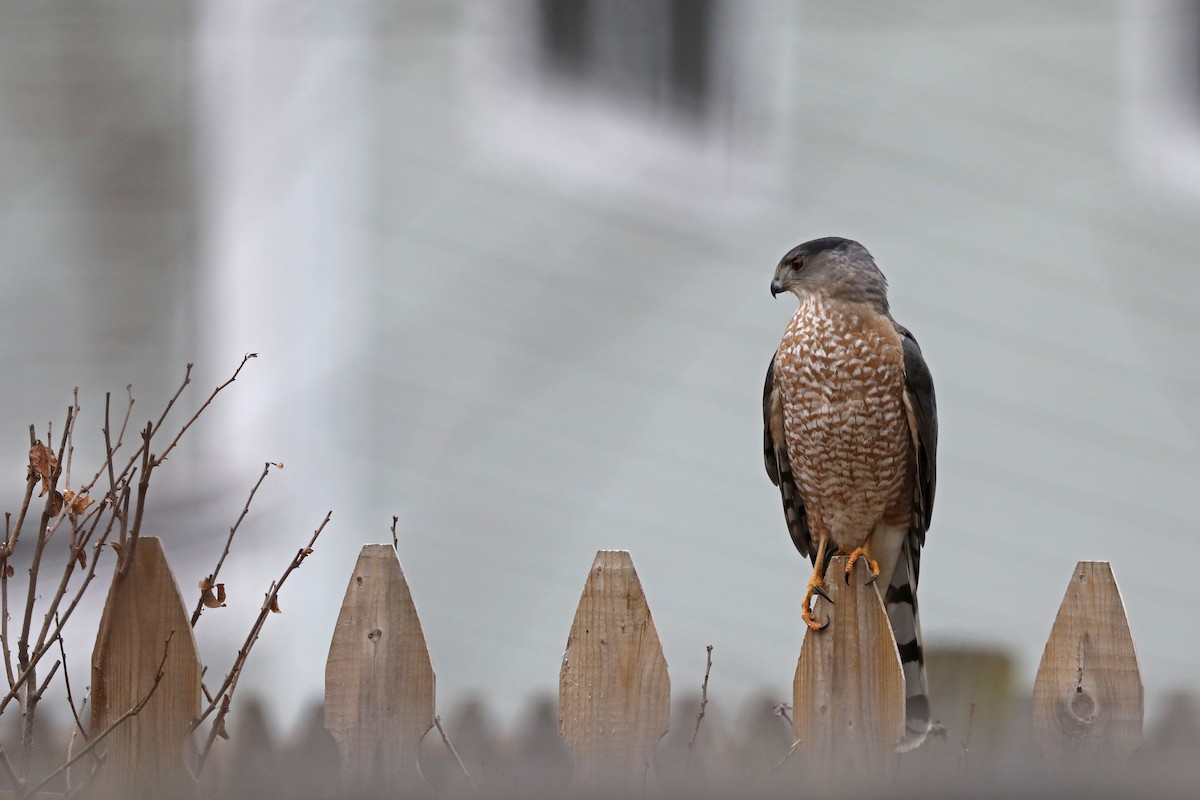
[[802, 535, 832, 631], [842, 545, 880, 585]]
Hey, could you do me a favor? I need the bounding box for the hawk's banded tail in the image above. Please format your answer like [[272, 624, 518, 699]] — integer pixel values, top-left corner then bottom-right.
[[884, 537, 931, 751]]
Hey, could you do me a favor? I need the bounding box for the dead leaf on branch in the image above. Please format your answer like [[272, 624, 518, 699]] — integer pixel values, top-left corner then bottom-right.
[[63, 490, 94, 516], [73, 547, 86, 569], [199, 575, 227, 609], [47, 490, 64, 517], [29, 441, 58, 495], [269, 595, 281, 614], [3, 565, 12, 578]]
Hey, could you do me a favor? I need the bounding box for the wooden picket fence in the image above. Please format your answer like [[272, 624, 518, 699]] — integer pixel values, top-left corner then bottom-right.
[[81, 540, 1144, 797]]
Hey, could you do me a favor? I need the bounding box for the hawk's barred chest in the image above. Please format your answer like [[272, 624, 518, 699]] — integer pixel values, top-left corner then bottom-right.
[[773, 295, 913, 545]]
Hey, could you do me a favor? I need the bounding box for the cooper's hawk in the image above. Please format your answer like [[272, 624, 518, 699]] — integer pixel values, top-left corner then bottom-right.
[[763, 237, 937, 750]]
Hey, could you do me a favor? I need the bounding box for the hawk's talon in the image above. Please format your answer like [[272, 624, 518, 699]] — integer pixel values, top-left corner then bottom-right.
[[802, 600, 830, 632], [802, 577, 832, 631], [843, 546, 881, 585], [812, 582, 834, 604]]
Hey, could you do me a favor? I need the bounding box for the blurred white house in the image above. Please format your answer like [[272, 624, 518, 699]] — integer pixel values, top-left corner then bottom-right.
[[0, 0, 1197, 732]]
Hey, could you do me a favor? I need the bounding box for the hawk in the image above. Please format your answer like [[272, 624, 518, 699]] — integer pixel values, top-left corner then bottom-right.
[[762, 237, 936, 750]]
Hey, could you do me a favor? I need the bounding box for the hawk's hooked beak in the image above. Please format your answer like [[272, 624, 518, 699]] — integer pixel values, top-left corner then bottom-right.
[[770, 279, 784, 297]]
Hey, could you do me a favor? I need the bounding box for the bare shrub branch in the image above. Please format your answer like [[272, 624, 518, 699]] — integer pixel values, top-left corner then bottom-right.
[[435, 715, 477, 790], [190, 461, 280, 628], [191, 510, 332, 772], [55, 615, 88, 740], [155, 354, 256, 466], [0, 355, 260, 791], [686, 644, 714, 773]]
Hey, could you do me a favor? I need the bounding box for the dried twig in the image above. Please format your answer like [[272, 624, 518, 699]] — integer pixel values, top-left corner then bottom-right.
[[0, 501, 120, 722], [102, 392, 118, 510], [155, 354, 255, 466], [55, 615, 88, 740], [959, 702, 976, 772], [64, 716, 79, 796], [772, 702, 793, 732], [62, 694, 92, 798], [0, 743, 24, 795], [686, 644, 714, 772], [191, 511, 332, 769], [98, 386, 134, 501], [98, 365, 191, 501], [434, 715, 477, 790], [0, 548, 106, 724], [390, 515, 399, 550], [31, 659, 60, 703], [31, 491, 116, 662], [755, 738, 801, 788], [79, 356, 250, 521], [1, 470, 37, 700], [116, 421, 153, 580], [4, 457, 39, 561], [66, 745, 106, 800], [121, 358, 256, 580], [1, 511, 15, 691], [191, 461, 280, 627], [19, 416, 73, 673], [200, 665, 213, 706], [63, 388, 79, 502], [195, 694, 233, 772], [18, 407, 75, 773]]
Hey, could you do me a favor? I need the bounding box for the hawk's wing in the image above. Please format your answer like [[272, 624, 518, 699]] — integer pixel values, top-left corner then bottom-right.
[[763, 354, 814, 562], [890, 323, 938, 750], [897, 324, 937, 582]]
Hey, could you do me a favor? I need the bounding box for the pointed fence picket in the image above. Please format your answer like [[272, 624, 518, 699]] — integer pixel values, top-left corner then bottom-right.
[[558, 550, 670, 790], [61, 542, 1152, 796], [1033, 560, 1143, 763], [324, 543, 436, 795], [792, 555, 906, 778], [89, 536, 201, 800]]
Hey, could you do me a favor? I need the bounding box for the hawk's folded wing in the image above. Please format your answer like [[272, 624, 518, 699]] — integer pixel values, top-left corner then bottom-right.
[[763, 354, 815, 563]]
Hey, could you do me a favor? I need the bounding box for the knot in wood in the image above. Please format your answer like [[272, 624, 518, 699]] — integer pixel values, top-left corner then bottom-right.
[[367, 628, 383, 642], [1059, 687, 1098, 736]]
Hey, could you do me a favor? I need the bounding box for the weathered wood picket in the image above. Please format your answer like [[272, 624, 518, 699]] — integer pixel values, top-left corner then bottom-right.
[[558, 550, 670, 791], [325, 544, 436, 795], [1032, 560, 1143, 763], [69, 541, 1145, 795], [792, 555, 905, 779], [89, 536, 200, 800]]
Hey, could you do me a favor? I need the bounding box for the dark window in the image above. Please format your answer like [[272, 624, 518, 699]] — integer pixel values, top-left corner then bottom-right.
[[667, 0, 712, 115], [538, 0, 592, 77], [536, 0, 715, 119]]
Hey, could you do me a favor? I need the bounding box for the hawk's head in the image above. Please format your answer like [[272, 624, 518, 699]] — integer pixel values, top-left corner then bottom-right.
[[771, 237, 889, 312]]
